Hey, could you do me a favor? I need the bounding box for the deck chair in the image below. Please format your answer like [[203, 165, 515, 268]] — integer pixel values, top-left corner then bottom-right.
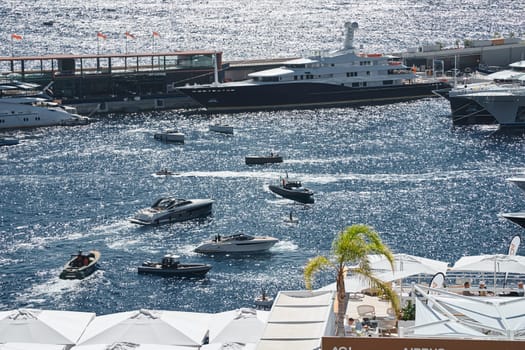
[[386, 307, 397, 318], [378, 318, 397, 336], [357, 304, 376, 318]]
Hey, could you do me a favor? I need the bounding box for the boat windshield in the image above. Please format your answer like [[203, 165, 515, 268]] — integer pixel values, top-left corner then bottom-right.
[[152, 198, 189, 210], [226, 233, 254, 241]]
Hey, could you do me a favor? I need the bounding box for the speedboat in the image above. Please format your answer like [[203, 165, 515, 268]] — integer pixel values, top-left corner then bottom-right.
[[59, 250, 100, 280], [0, 136, 19, 146], [268, 176, 314, 204], [245, 153, 283, 165], [129, 197, 214, 225], [194, 233, 279, 253], [209, 123, 234, 134], [155, 169, 176, 176], [177, 22, 448, 112], [154, 129, 185, 143], [138, 254, 211, 277]]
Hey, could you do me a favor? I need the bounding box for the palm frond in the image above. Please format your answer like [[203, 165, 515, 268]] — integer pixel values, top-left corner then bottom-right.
[[304, 255, 333, 290]]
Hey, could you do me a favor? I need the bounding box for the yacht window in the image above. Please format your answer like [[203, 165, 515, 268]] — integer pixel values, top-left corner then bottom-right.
[[352, 82, 359, 87], [383, 80, 394, 85], [366, 71, 370, 75], [260, 76, 279, 82]]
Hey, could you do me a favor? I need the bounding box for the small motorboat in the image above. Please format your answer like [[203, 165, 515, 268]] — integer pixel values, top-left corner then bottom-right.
[[269, 176, 314, 204], [138, 254, 211, 277], [0, 137, 19, 146], [154, 129, 184, 143], [59, 250, 100, 280], [130, 197, 214, 226], [245, 152, 283, 165], [194, 233, 279, 254], [155, 169, 175, 176], [209, 123, 234, 134]]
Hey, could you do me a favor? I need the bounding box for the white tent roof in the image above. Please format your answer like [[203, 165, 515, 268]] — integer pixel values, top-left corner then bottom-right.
[[201, 343, 257, 350], [255, 291, 334, 350], [261, 322, 326, 338], [0, 344, 66, 350], [76, 309, 210, 346], [413, 297, 487, 338], [411, 284, 525, 339], [208, 308, 269, 344], [256, 339, 320, 350], [0, 309, 95, 345], [366, 253, 449, 280]]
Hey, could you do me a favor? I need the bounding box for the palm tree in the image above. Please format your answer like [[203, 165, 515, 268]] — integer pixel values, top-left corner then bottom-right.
[[304, 224, 400, 335]]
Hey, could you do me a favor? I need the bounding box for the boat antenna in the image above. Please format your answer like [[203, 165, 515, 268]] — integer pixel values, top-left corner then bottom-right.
[[212, 51, 219, 87]]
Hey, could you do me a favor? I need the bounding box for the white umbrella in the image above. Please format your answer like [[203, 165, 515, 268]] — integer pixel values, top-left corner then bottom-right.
[[208, 308, 269, 344], [77, 309, 210, 346], [452, 254, 525, 289], [452, 254, 525, 273], [367, 253, 449, 280], [0, 309, 95, 345]]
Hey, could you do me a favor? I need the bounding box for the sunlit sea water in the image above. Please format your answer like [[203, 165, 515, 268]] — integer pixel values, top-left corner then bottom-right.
[[1, 1, 525, 314]]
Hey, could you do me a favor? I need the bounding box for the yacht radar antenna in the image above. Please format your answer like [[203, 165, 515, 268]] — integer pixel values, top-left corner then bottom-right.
[[343, 22, 359, 50]]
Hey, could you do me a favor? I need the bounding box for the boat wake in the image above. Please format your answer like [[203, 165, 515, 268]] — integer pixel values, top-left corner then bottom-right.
[[272, 240, 299, 252]]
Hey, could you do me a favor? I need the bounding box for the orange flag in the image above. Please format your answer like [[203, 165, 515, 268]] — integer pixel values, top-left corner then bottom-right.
[[97, 32, 107, 40], [125, 31, 136, 39], [11, 33, 22, 40], [153, 31, 160, 38]]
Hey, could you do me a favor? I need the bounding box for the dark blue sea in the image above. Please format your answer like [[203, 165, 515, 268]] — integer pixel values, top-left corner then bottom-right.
[[1, 0, 525, 315]]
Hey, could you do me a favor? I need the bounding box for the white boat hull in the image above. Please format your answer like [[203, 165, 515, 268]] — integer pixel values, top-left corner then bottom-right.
[[130, 198, 213, 226], [0, 100, 88, 129], [154, 132, 185, 143], [209, 124, 234, 134], [195, 236, 278, 253]]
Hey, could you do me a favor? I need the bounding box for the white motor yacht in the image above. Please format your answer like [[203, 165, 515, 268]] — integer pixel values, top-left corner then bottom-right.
[[0, 98, 89, 129], [194, 233, 279, 253], [130, 197, 214, 226], [0, 81, 89, 129]]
